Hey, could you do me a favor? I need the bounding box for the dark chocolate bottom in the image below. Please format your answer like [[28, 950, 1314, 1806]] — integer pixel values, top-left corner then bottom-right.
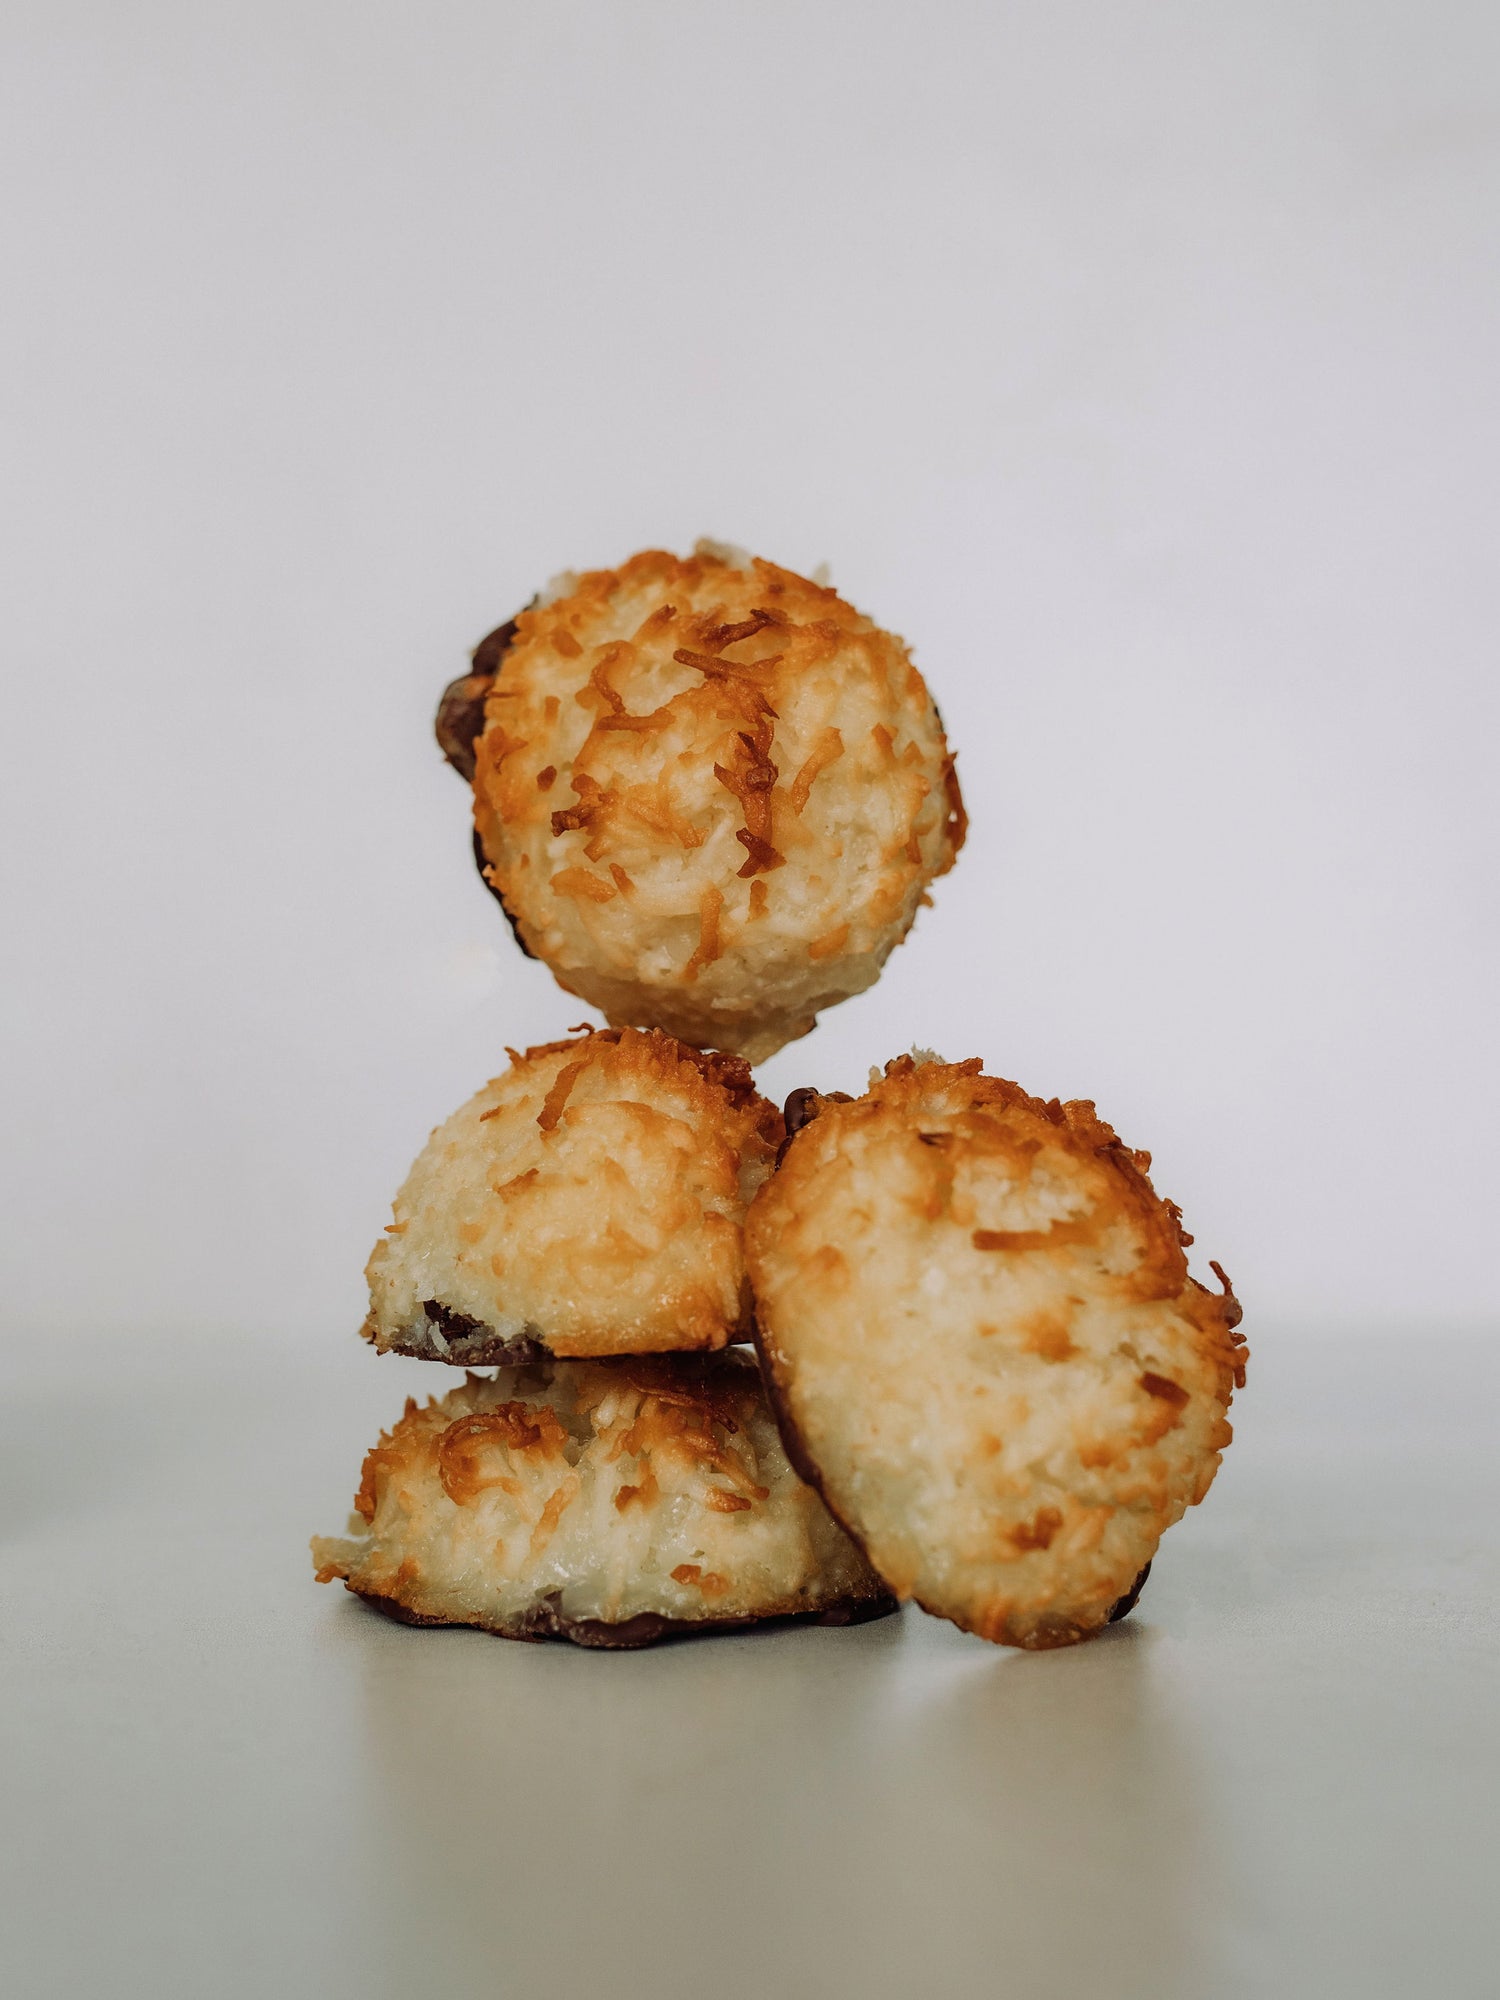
[[471, 828, 537, 960], [353, 1584, 901, 1650], [380, 1300, 750, 1369], [1107, 1561, 1152, 1624], [394, 1300, 552, 1366]]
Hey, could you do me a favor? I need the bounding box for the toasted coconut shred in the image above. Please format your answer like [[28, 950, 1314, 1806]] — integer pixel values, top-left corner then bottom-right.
[[363, 1027, 783, 1362], [465, 546, 964, 1064], [745, 1057, 1248, 1651], [312, 1352, 896, 1644]]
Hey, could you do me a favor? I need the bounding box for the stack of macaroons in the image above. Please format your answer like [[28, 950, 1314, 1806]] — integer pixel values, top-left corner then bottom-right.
[[314, 545, 1247, 1652], [322, 1024, 898, 1643]]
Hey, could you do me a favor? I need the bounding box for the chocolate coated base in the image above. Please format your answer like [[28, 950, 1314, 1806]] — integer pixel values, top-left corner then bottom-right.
[[351, 1584, 901, 1650]]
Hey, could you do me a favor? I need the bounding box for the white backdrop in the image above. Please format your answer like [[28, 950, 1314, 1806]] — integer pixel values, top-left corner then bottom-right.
[[3, 0, 1496, 1344]]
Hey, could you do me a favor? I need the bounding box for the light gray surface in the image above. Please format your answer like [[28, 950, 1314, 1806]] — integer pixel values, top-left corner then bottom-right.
[[1, 1330, 1495, 1998]]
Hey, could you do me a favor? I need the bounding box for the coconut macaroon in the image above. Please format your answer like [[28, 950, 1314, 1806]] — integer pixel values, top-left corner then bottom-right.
[[312, 1353, 898, 1646], [363, 1027, 782, 1363], [438, 544, 965, 1065], [745, 1057, 1248, 1651]]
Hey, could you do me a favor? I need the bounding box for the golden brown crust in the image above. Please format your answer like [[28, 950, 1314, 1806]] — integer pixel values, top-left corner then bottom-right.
[[464, 548, 964, 1063], [364, 1027, 783, 1360], [312, 1353, 896, 1645], [745, 1056, 1247, 1650]]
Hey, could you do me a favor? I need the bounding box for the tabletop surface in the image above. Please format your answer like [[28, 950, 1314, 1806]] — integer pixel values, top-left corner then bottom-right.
[[2, 1327, 1495, 2000]]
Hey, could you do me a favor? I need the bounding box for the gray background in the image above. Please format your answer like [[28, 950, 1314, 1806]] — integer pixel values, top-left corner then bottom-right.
[[3, 0, 1497, 1342]]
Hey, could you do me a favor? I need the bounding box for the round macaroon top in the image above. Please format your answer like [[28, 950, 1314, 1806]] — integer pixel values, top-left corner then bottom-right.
[[746, 1055, 1247, 1649], [364, 1026, 783, 1363], [451, 545, 964, 1064]]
